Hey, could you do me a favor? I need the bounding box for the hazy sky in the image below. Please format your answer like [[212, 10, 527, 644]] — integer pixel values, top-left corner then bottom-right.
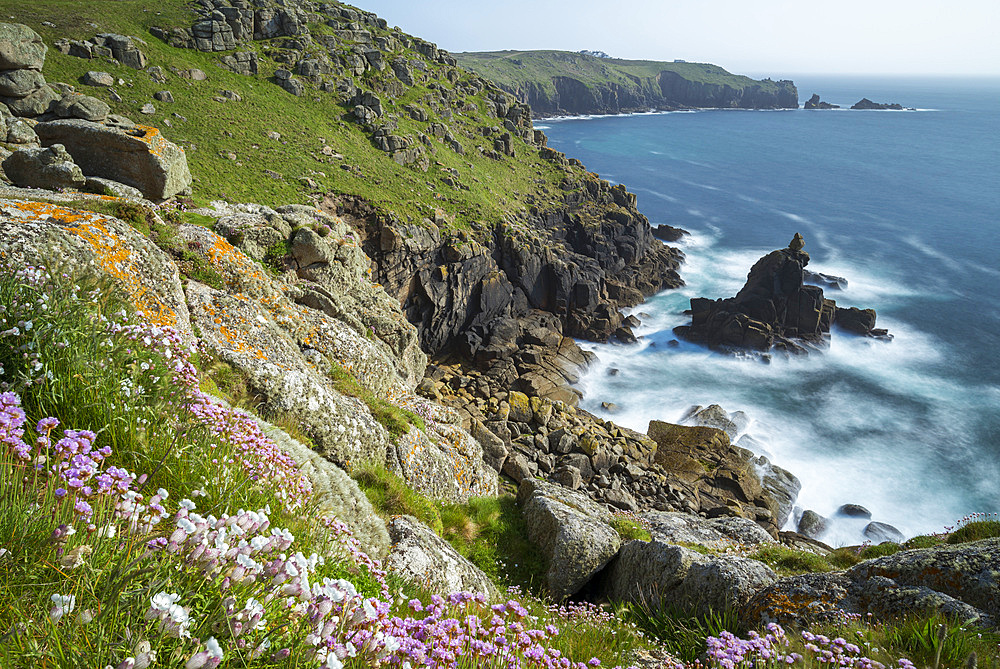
[[359, 1, 1000, 76]]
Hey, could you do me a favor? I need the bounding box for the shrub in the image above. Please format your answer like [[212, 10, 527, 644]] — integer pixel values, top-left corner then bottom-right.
[[859, 541, 903, 559]]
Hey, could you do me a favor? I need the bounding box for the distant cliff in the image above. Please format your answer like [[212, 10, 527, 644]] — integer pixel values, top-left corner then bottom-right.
[[455, 50, 798, 117]]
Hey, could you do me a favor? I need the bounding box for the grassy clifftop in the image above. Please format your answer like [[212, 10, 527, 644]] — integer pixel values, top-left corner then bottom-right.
[[3, 1, 584, 225], [455, 49, 798, 116]]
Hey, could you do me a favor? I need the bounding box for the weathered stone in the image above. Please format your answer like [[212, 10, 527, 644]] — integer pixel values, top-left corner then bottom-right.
[[34, 119, 192, 200], [386, 516, 497, 596], [0, 85, 58, 117], [603, 540, 776, 616], [863, 521, 904, 544], [80, 71, 115, 88], [797, 510, 829, 539], [2, 144, 86, 190], [50, 93, 110, 122], [745, 538, 1000, 628], [0, 69, 46, 98], [0, 23, 47, 71], [518, 478, 619, 599]]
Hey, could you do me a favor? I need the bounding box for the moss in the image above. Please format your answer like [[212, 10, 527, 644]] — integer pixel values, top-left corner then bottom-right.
[[859, 542, 903, 559], [610, 517, 652, 542]]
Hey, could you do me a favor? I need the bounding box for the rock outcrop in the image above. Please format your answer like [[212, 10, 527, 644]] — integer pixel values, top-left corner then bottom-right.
[[385, 515, 498, 597], [803, 94, 839, 110], [1, 144, 85, 190], [600, 540, 777, 616], [34, 119, 192, 200], [517, 478, 620, 599], [674, 234, 889, 353], [851, 98, 905, 111], [745, 538, 1000, 628]]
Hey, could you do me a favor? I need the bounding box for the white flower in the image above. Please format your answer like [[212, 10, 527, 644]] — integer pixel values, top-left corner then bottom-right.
[[150, 592, 181, 613], [157, 488, 169, 499], [179, 498, 196, 511], [204, 637, 223, 660], [49, 593, 76, 622], [324, 655, 343, 669]]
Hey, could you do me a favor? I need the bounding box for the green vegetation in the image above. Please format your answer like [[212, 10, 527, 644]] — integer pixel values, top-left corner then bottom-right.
[[0, 265, 382, 665], [610, 515, 653, 542], [749, 544, 833, 576], [353, 462, 444, 534], [437, 495, 549, 592], [625, 600, 741, 662], [455, 49, 793, 104], [803, 613, 1000, 669], [947, 520, 1000, 544], [905, 534, 947, 549], [328, 360, 424, 441], [5, 0, 585, 228]]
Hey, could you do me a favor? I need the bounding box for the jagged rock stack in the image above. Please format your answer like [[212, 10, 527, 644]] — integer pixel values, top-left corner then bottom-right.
[[674, 233, 890, 353]]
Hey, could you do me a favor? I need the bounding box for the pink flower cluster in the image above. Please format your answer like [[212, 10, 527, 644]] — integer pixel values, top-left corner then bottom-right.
[[706, 626, 914, 669]]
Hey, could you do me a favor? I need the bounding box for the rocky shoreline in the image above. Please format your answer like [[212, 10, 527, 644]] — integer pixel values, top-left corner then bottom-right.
[[1, 7, 997, 644]]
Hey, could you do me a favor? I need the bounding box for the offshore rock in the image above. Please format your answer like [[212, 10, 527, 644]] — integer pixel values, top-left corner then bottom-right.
[[851, 98, 905, 111], [386, 515, 498, 597], [517, 478, 620, 599], [744, 538, 1000, 628], [674, 234, 887, 352], [34, 119, 192, 200], [804, 94, 839, 110]]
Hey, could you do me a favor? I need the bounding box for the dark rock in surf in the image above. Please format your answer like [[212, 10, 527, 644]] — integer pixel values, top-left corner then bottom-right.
[[652, 223, 688, 242], [804, 94, 839, 110], [851, 98, 905, 111], [673, 234, 889, 353], [838, 504, 872, 519]]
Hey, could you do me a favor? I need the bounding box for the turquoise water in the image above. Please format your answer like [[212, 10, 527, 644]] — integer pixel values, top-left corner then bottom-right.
[[539, 76, 1000, 544]]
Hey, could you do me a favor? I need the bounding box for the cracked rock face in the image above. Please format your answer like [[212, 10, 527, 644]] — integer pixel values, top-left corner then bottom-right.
[[601, 540, 777, 616]]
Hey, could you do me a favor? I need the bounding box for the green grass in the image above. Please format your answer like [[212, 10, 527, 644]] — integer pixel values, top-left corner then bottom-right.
[[749, 544, 833, 576], [4, 0, 583, 230], [803, 613, 1000, 669], [946, 520, 1000, 544], [328, 360, 424, 441], [624, 599, 741, 662], [905, 534, 947, 549], [437, 495, 549, 593], [352, 462, 443, 534]]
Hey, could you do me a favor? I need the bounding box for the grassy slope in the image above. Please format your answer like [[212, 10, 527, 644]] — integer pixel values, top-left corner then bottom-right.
[[3, 0, 576, 224], [454, 49, 789, 96]]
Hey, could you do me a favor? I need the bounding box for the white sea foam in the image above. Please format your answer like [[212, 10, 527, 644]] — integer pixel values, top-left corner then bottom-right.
[[574, 229, 996, 544]]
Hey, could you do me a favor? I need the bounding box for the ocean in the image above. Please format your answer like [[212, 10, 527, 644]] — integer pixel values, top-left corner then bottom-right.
[[537, 76, 1000, 545]]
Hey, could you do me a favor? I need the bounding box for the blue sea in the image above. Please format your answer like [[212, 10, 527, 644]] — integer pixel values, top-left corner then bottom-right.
[[538, 76, 1000, 545]]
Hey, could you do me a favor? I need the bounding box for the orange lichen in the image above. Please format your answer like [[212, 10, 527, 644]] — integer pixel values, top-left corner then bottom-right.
[[6, 200, 178, 328]]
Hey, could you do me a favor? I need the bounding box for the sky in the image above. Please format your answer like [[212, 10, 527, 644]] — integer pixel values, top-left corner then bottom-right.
[[357, 0, 1000, 77]]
